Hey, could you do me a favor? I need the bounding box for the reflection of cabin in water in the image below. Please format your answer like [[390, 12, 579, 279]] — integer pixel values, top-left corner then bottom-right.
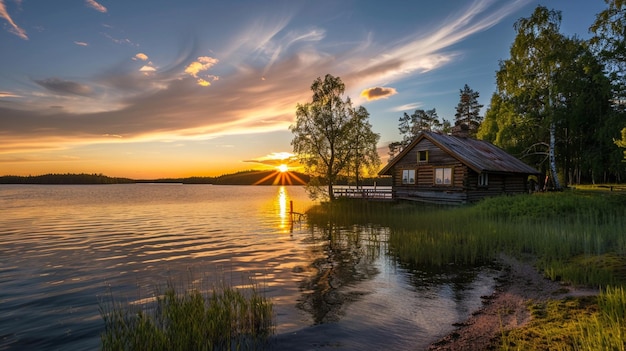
[[378, 131, 540, 204]]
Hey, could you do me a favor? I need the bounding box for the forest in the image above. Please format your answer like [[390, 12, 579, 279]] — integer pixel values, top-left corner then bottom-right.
[[389, 3, 626, 188]]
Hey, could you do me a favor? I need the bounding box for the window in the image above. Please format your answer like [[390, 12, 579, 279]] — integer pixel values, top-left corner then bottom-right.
[[478, 172, 488, 187], [435, 167, 452, 185], [402, 169, 415, 184], [417, 150, 428, 163]]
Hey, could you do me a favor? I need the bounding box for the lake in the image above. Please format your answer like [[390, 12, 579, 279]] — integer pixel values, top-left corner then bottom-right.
[[0, 184, 496, 350]]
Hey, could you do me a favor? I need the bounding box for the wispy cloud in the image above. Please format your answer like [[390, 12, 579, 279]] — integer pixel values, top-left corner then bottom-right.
[[102, 32, 136, 46], [85, 0, 107, 13], [392, 102, 423, 112], [244, 152, 298, 167], [34, 78, 94, 97], [342, 0, 530, 101], [1, 0, 529, 156], [0, 0, 27, 39], [0, 91, 21, 98]]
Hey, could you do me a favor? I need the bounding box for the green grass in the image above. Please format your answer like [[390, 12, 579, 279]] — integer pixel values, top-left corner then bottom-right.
[[499, 286, 626, 351], [309, 191, 626, 286], [99, 280, 274, 351], [306, 190, 626, 349]]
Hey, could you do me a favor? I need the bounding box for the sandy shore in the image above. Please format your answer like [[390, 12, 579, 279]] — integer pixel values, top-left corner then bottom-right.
[[427, 254, 598, 351]]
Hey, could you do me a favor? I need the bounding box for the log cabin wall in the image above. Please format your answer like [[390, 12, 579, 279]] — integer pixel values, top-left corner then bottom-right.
[[391, 139, 470, 204], [381, 132, 539, 205]]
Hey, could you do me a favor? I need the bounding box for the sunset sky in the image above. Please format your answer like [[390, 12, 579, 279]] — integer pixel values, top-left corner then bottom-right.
[[1, 0, 606, 179]]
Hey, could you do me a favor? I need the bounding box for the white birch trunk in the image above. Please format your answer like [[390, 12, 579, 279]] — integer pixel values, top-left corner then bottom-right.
[[549, 121, 561, 190]]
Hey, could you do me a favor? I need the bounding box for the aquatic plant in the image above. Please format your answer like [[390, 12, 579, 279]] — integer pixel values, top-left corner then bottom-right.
[[99, 281, 274, 351]]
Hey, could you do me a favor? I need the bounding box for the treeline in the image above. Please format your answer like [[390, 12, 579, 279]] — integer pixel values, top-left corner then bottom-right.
[[0, 170, 314, 185], [0, 173, 134, 184], [478, 4, 626, 185]]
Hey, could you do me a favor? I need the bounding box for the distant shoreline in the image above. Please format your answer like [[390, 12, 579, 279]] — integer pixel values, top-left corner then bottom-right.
[[0, 171, 390, 186]]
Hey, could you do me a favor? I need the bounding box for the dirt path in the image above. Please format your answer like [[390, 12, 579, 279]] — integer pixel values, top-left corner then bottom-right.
[[427, 254, 598, 351]]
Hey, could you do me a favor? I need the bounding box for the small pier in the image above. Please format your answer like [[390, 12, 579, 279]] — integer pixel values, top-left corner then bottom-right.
[[332, 186, 393, 200]]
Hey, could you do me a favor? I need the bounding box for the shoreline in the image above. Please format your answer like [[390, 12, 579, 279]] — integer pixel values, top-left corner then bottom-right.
[[427, 254, 598, 351]]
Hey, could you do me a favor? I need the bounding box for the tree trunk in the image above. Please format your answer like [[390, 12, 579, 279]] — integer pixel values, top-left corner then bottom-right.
[[549, 122, 562, 190]]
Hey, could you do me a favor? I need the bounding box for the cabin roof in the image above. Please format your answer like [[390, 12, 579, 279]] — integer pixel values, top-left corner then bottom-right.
[[379, 131, 541, 176]]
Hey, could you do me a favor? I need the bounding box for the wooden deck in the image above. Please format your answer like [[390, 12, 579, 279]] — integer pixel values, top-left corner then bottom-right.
[[332, 186, 393, 200]]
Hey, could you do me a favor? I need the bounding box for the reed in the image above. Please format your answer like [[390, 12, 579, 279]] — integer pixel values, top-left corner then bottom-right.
[[99, 280, 274, 351], [308, 191, 626, 286], [306, 191, 626, 349]]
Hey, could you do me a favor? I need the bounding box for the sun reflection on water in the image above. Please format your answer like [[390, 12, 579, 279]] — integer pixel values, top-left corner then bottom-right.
[[277, 186, 289, 231]]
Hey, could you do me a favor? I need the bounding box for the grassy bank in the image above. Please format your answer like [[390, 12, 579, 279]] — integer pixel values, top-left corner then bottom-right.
[[309, 191, 626, 286], [307, 190, 626, 349], [99, 281, 273, 351]]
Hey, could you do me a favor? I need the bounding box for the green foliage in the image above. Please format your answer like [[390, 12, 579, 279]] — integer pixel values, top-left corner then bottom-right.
[[307, 191, 626, 286], [490, 5, 619, 185], [454, 84, 483, 137], [99, 281, 274, 351], [290, 74, 380, 200]]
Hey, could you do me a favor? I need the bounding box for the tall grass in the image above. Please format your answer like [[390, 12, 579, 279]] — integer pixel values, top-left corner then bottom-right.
[[99, 280, 274, 351], [307, 190, 626, 349], [308, 192, 626, 286], [576, 286, 626, 351]]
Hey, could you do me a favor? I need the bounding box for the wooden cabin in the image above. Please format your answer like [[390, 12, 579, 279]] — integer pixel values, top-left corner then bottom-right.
[[378, 131, 541, 204]]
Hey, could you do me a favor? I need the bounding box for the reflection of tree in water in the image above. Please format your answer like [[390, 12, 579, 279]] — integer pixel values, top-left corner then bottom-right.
[[297, 222, 388, 324]]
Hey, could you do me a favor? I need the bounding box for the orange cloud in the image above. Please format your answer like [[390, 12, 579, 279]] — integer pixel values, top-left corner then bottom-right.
[[185, 56, 219, 87], [139, 65, 156, 72], [360, 87, 397, 101], [134, 53, 149, 61], [85, 0, 107, 13]]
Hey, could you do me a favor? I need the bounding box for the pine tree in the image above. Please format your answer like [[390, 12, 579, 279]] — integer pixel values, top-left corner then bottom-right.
[[453, 84, 483, 137]]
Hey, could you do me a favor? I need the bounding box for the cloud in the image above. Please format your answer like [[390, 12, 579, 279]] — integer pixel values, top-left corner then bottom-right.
[[0, 0, 28, 39], [139, 65, 156, 72], [244, 152, 298, 167], [102, 32, 135, 46], [85, 0, 107, 13], [184, 56, 219, 86], [34, 78, 93, 97], [1, 0, 529, 156], [341, 0, 529, 100], [0, 91, 21, 98], [392, 102, 423, 112], [360, 87, 397, 101], [74, 41, 88, 46], [134, 53, 148, 61], [184, 56, 218, 77]]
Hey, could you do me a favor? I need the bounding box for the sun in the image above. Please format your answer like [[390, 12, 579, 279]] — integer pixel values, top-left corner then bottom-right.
[[277, 164, 289, 173]]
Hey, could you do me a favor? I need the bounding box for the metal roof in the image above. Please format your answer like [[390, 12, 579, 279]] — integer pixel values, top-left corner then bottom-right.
[[379, 131, 540, 175]]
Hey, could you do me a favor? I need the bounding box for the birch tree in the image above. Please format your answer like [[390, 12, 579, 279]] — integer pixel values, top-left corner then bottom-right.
[[290, 74, 379, 200]]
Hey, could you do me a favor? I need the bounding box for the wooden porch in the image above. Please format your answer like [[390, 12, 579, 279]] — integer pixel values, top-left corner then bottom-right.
[[332, 186, 393, 200]]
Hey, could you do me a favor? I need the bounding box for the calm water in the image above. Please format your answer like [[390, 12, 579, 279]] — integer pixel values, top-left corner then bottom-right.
[[0, 184, 496, 350]]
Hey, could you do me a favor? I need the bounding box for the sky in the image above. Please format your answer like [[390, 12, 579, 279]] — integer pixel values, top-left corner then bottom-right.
[[0, 0, 609, 179]]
